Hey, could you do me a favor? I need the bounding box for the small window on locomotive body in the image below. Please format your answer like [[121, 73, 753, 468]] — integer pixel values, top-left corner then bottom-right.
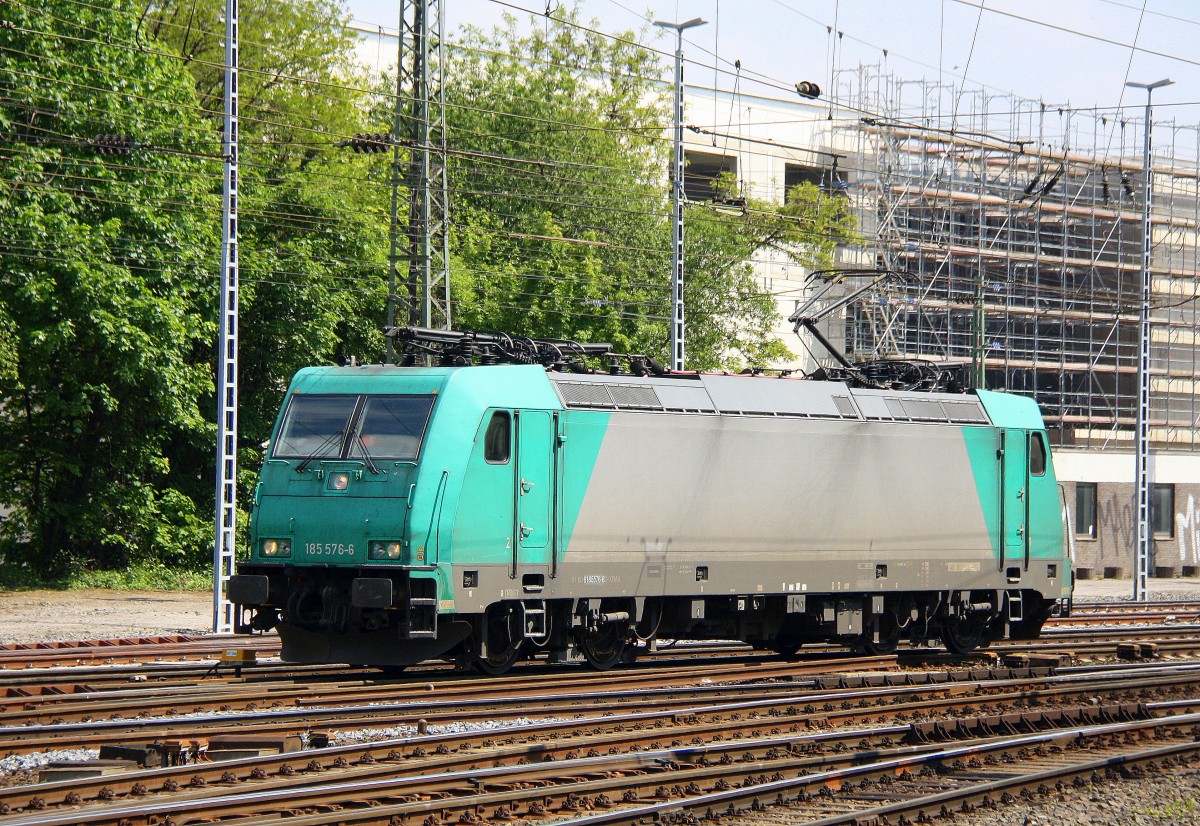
[[484, 411, 511, 464], [353, 394, 436, 461], [273, 394, 358, 459], [1029, 432, 1047, 476]]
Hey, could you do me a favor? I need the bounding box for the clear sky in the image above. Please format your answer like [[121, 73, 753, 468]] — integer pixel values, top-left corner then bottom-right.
[[342, 0, 1200, 133]]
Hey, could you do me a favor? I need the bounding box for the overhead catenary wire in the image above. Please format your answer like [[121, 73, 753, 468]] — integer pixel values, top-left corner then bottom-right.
[[11, 2, 1200, 309]]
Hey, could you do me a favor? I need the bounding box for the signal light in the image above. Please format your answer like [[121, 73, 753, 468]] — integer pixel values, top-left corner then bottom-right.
[[795, 81, 821, 100], [346, 132, 390, 153], [91, 134, 134, 155]]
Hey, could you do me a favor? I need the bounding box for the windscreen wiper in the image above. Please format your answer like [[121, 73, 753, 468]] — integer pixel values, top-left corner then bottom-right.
[[352, 432, 381, 475], [295, 429, 345, 474]]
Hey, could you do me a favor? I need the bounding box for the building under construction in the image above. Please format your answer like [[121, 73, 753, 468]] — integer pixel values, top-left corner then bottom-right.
[[683, 68, 1200, 576], [842, 69, 1200, 453]]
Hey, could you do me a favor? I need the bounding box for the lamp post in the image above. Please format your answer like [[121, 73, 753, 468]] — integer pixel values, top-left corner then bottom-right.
[[654, 17, 707, 372], [1126, 78, 1173, 602]]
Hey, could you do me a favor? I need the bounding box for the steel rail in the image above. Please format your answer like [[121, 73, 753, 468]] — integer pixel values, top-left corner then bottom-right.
[[5, 659, 1198, 813], [0, 653, 898, 722], [550, 712, 1200, 826], [10, 620, 1200, 724], [10, 707, 1200, 826], [2, 702, 1181, 826], [6, 657, 1197, 758], [2, 664, 1067, 813], [2, 596, 1193, 669]]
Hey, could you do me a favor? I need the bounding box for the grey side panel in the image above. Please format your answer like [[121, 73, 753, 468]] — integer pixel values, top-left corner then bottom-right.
[[559, 414, 995, 596]]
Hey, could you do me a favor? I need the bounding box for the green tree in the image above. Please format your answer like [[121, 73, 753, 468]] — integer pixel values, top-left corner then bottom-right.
[[445, 11, 669, 355], [444, 10, 858, 369], [682, 176, 859, 369], [0, 0, 220, 577]]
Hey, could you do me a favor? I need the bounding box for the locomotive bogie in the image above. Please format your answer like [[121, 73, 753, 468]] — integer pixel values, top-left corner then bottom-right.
[[227, 363, 1071, 670]]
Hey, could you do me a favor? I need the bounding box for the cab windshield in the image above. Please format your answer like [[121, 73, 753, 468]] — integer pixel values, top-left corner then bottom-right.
[[273, 394, 435, 461]]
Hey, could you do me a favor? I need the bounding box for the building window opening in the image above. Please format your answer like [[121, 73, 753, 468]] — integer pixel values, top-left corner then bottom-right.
[[1075, 483, 1097, 538], [785, 161, 846, 202], [1151, 484, 1176, 539], [684, 151, 736, 202]]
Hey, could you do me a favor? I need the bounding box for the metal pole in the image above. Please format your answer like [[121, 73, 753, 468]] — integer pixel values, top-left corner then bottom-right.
[[213, 0, 240, 633], [386, 12, 404, 359], [1127, 79, 1172, 602], [654, 18, 706, 372], [400, 0, 450, 333]]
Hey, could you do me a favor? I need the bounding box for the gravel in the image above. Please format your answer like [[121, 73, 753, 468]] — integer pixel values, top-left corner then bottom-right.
[[0, 748, 101, 787], [943, 770, 1200, 825], [332, 715, 571, 743], [0, 590, 212, 645]]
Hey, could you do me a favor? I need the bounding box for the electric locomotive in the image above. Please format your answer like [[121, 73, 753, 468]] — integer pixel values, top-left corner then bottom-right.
[[227, 328, 1073, 671]]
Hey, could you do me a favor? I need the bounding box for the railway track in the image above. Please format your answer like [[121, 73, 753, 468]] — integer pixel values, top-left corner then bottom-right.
[[7, 621, 1200, 739], [0, 636, 280, 670], [5, 659, 1200, 824], [4, 601, 1200, 824]]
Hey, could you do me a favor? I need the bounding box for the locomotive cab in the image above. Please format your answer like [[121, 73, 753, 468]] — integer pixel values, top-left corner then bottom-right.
[[227, 367, 459, 665], [227, 363, 565, 667]]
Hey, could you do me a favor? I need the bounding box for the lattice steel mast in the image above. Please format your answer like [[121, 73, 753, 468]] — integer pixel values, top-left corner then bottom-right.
[[395, 0, 450, 334], [212, 0, 240, 633]]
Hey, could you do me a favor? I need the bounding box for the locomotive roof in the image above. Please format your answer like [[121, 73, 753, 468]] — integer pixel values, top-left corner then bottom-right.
[[288, 364, 1045, 430], [546, 371, 998, 427]]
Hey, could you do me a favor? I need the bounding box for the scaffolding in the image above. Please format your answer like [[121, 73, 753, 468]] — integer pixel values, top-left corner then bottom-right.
[[836, 67, 1200, 450]]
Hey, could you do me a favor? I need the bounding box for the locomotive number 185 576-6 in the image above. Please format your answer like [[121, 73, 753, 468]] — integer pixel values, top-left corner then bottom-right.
[[305, 543, 356, 556]]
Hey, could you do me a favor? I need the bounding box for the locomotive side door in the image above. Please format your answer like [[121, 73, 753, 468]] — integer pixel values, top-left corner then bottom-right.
[[513, 410, 554, 573], [1000, 429, 1030, 573]]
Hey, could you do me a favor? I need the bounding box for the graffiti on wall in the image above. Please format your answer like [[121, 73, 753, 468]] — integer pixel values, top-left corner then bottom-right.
[[1102, 490, 1134, 561], [1065, 488, 1199, 568], [1179, 495, 1199, 565]]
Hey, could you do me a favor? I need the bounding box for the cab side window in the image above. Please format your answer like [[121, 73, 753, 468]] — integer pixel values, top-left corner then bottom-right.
[[484, 411, 511, 464], [1030, 432, 1047, 476]]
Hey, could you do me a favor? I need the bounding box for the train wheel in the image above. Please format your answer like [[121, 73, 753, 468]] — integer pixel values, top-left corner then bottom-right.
[[577, 623, 628, 670], [852, 621, 901, 656], [940, 615, 991, 655], [473, 642, 523, 675], [472, 604, 524, 675]]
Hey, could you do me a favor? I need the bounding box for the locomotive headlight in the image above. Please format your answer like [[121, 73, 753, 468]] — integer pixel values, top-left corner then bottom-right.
[[328, 472, 350, 491], [369, 540, 403, 560], [261, 539, 292, 558]]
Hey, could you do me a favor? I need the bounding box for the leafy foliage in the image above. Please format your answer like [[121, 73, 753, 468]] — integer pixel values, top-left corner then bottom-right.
[[445, 12, 670, 355], [146, 0, 391, 486], [0, 0, 219, 577]]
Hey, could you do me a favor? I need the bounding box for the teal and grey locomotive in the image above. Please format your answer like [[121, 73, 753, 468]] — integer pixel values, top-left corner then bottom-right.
[[227, 329, 1073, 672]]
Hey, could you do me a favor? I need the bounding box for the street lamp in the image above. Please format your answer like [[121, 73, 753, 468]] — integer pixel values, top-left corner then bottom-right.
[[654, 17, 707, 372], [1125, 78, 1173, 602]]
